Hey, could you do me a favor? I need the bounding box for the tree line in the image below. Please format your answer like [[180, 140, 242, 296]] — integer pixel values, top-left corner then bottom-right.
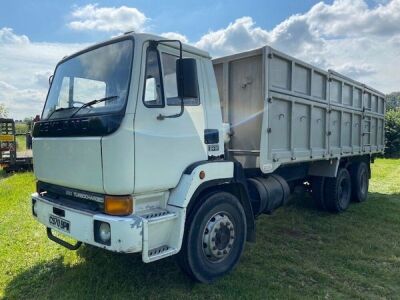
[[385, 92, 400, 157]]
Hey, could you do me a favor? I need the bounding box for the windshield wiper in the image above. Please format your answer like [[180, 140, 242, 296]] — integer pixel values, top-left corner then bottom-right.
[[69, 95, 119, 119], [46, 107, 75, 120]]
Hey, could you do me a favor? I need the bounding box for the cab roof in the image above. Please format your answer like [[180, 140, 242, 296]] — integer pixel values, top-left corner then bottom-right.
[[131, 32, 210, 58], [60, 32, 211, 63]]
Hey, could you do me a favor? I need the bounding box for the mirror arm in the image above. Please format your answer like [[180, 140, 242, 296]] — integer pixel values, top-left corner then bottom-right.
[[151, 39, 185, 121]]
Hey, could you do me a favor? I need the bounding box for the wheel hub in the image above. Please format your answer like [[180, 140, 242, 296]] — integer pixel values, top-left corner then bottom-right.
[[202, 212, 235, 262]]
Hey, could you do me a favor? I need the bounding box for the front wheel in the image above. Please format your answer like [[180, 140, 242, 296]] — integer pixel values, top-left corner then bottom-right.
[[177, 192, 247, 283]]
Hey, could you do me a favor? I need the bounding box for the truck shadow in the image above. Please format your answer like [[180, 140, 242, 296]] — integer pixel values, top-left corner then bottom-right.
[[3, 247, 197, 298], [0, 169, 32, 180], [0, 169, 9, 179]]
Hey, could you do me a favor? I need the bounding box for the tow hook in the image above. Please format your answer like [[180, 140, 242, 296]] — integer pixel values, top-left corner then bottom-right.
[[46, 228, 82, 250]]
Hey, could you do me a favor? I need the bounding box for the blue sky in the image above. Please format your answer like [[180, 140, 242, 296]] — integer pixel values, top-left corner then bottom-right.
[[0, 1, 330, 43], [0, 0, 398, 119]]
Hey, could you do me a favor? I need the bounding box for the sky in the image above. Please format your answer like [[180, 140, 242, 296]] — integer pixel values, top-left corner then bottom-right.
[[0, 0, 399, 119]]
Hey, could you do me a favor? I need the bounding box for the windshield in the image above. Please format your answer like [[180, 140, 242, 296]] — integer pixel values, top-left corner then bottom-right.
[[42, 39, 133, 120]]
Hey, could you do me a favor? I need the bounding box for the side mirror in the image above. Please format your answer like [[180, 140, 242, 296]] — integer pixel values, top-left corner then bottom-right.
[[48, 75, 54, 86], [176, 58, 199, 99]]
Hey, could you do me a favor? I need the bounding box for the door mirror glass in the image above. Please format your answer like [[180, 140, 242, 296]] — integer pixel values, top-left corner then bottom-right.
[[176, 58, 199, 99]]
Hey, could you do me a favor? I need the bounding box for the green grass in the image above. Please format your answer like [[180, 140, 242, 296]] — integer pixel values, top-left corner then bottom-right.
[[15, 123, 29, 135], [15, 135, 26, 152], [15, 122, 29, 152], [1, 159, 400, 299]]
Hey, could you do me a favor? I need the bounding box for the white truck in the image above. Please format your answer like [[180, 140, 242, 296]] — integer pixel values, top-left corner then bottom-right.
[[31, 33, 385, 283]]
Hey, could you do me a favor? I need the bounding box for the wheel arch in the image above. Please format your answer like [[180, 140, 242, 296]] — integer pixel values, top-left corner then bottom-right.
[[329, 155, 372, 182], [183, 162, 256, 243], [308, 155, 371, 178]]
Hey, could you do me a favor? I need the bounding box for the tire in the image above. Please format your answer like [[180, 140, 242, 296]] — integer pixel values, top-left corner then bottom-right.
[[349, 162, 369, 203], [324, 168, 352, 213], [177, 192, 247, 283], [311, 176, 326, 210]]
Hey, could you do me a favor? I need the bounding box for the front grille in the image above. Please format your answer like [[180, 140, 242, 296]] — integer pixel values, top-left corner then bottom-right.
[[37, 181, 104, 213]]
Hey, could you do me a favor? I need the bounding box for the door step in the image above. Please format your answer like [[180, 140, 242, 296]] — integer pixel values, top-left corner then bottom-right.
[[141, 208, 180, 263], [147, 245, 177, 260], [140, 209, 177, 224], [140, 208, 173, 220]]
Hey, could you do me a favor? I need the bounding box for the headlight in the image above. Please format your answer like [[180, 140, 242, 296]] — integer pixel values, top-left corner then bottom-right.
[[99, 223, 111, 242], [94, 221, 111, 245]]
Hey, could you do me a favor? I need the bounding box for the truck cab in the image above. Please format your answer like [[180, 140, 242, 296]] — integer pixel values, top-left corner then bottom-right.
[[32, 33, 242, 282]]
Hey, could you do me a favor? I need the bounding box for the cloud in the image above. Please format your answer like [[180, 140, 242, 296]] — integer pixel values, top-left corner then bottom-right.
[[194, 15, 323, 58], [0, 80, 17, 91], [0, 82, 46, 119], [0, 28, 85, 119], [160, 32, 189, 43], [306, 0, 400, 37], [68, 4, 148, 32], [195, 17, 268, 56], [33, 70, 53, 88], [0, 27, 29, 44], [193, 0, 400, 92], [334, 63, 377, 78]]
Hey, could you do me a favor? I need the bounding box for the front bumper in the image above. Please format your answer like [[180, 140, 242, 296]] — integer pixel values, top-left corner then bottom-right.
[[31, 193, 143, 253]]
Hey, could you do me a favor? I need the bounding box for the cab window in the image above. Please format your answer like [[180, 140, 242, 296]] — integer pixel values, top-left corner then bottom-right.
[[143, 48, 164, 107]]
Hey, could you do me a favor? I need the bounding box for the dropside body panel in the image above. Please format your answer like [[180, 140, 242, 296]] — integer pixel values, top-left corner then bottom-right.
[[212, 46, 385, 174]]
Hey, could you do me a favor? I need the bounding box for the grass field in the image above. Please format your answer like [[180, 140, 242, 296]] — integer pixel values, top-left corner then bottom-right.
[[15, 135, 26, 152], [1, 159, 400, 299]]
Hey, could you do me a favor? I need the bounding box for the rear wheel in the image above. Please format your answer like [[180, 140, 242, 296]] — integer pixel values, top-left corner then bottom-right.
[[350, 162, 369, 203], [177, 192, 247, 283], [324, 168, 352, 213]]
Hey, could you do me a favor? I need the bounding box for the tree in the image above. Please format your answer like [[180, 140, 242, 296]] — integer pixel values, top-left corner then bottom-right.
[[386, 92, 400, 111], [385, 109, 400, 157], [23, 117, 33, 128], [0, 103, 7, 118]]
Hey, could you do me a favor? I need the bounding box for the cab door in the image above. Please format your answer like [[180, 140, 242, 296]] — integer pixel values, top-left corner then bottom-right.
[[134, 42, 207, 194]]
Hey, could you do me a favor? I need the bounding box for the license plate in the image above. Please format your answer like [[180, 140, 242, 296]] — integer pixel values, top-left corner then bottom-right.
[[49, 214, 70, 233]]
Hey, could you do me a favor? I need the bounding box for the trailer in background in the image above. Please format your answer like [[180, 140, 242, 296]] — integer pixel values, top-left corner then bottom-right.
[[0, 118, 33, 172]]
